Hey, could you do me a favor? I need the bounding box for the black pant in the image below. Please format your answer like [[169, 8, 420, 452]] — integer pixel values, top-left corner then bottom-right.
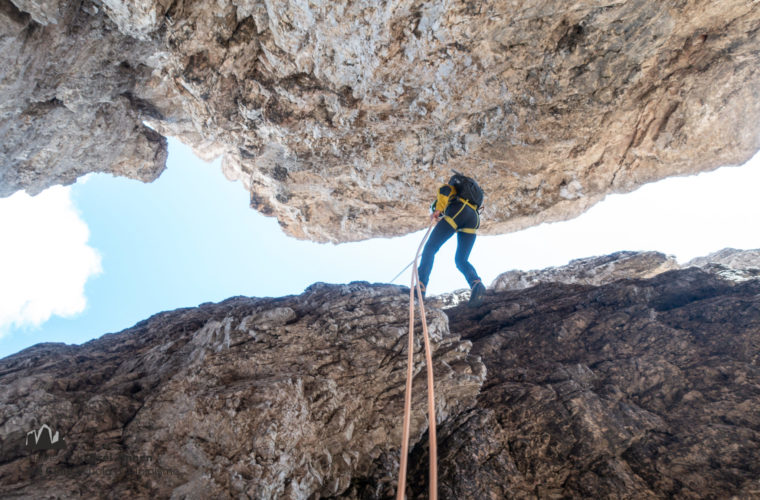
[[418, 200, 481, 288]]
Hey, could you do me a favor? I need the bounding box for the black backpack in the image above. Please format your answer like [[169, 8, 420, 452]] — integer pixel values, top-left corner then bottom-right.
[[449, 172, 484, 208]]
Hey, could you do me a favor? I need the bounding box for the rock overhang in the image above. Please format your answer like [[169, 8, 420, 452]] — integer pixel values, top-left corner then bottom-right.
[[2, 0, 760, 242]]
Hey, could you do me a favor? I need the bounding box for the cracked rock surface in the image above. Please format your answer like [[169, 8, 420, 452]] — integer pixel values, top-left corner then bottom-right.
[[491, 250, 680, 291], [1, 251, 760, 498], [685, 248, 760, 282], [3, 0, 760, 241], [0, 282, 484, 499], [425, 266, 760, 499]]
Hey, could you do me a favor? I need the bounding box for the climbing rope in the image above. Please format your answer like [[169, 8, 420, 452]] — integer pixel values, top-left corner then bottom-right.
[[396, 219, 438, 500]]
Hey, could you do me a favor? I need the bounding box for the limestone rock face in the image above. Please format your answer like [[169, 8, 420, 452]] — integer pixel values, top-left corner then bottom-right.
[[0, 0, 168, 197], [491, 250, 679, 291], [2, 255, 760, 498], [428, 267, 760, 499], [687, 248, 760, 271], [0, 282, 484, 499], [686, 249, 760, 282], [3, 0, 760, 241], [490, 248, 760, 292]]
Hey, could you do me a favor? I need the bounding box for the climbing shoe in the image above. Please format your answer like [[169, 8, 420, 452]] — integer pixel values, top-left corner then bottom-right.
[[468, 280, 485, 308]]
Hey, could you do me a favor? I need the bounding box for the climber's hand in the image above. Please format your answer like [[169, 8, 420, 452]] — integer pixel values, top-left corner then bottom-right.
[[430, 210, 442, 221]]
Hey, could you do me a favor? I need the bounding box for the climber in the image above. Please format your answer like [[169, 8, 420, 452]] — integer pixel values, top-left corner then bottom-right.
[[417, 171, 486, 307]]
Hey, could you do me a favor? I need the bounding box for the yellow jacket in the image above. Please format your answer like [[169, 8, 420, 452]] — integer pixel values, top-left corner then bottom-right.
[[433, 184, 456, 213]]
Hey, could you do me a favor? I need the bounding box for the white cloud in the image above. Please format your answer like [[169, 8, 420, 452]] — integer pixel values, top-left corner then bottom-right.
[[0, 186, 102, 336]]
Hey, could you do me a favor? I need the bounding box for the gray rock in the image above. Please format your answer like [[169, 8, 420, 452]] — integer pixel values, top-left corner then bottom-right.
[[686, 247, 760, 269], [491, 250, 679, 291], [2, 260, 760, 498], [434, 267, 760, 499], [0, 0, 167, 196], [0, 282, 484, 499], [686, 248, 760, 282], [3, 1, 760, 242]]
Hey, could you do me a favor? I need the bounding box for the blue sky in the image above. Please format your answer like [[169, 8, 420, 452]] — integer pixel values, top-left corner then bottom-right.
[[2, 137, 760, 358]]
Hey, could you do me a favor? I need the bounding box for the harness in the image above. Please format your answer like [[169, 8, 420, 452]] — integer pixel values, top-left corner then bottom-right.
[[443, 197, 480, 234]]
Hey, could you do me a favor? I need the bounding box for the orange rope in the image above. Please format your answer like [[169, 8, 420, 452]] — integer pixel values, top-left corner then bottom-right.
[[397, 220, 438, 500]]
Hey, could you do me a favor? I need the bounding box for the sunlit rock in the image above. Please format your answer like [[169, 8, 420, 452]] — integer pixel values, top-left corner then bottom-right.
[[2, 1, 760, 241], [491, 250, 679, 291], [686, 247, 760, 282]]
